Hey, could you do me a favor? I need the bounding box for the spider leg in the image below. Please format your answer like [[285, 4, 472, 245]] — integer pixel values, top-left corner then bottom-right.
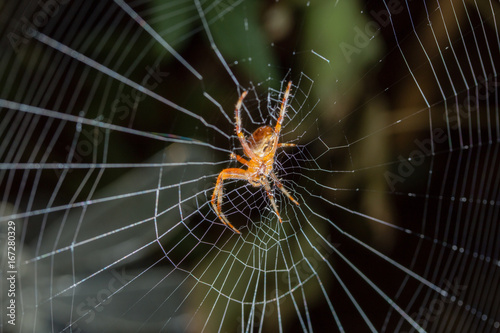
[[274, 81, 292, 136], [277, 143, 296, 148], [234, 90, 257, 159], [211, 168, 249, 234], [271, 172, 299, 206], [262, 178, 282, 223], [230, 152, 250, 166]]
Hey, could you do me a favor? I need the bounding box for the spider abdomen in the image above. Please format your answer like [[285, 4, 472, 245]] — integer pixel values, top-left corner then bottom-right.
[[249, 126, 277, 158]]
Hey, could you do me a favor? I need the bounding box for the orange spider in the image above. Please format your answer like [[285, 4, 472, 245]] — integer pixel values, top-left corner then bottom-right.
[[211, 81, 299, 234]]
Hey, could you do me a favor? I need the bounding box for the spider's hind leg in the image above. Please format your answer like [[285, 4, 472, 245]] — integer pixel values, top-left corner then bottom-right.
[[230, 153, 250, 166], [277, 143, 296, 148]]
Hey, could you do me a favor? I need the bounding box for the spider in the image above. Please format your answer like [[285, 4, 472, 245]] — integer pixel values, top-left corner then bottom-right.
[[211, 81, 299, 234]]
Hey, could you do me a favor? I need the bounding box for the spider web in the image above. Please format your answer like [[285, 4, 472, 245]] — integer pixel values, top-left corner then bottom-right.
[[0, 0, 499, 332]]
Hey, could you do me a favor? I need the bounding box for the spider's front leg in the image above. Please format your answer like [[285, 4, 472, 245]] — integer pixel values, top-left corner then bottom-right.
[[262, 173, 299, 225], [262, 179, 283, 224], [271, 172, 299, 206], [211, 168, 248, 234]]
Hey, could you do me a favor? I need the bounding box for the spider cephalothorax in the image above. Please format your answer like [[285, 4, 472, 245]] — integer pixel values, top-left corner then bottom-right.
[[211, 81, 299, 234]]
